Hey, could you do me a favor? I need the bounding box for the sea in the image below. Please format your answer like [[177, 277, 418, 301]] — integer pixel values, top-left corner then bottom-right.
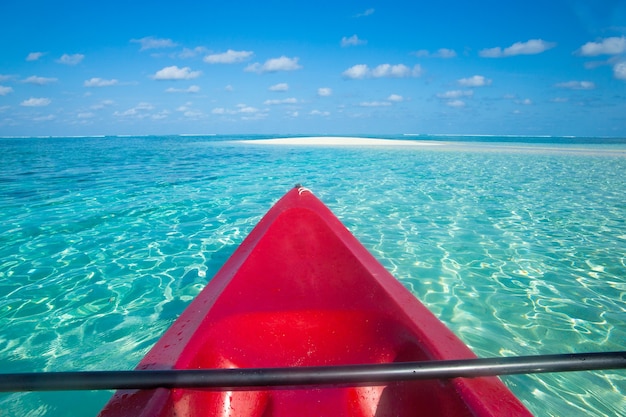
[[0, 134, 625, 416]]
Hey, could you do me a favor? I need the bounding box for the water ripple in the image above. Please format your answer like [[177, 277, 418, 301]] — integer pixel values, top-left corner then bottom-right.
[[0, 137, 625, 416]]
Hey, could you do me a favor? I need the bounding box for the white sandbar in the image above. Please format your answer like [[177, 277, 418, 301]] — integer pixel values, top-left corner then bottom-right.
[[237, 136, 445, 146], [230, 136, 626, 156]]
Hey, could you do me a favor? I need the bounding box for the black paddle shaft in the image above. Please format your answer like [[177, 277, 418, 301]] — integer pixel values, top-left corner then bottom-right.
[[1, 351, 625, 392]]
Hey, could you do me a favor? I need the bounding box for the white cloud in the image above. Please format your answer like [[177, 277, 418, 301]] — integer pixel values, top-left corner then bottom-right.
[[263, 98, 298, 105], [114, 102, 162, 119], [446, 100, 465, 107], [387, 94, 403, 102], [372, 64, 418, 78], [341, 35, 367, 47], [269, 83, 289, 92], [480, 39, 556, 57], [613, 62, 626, 80], [238, 105, 259, 113], [413, 48, 457, 58], [204, 49, 254, 64], [237, 104, 259, 113], [342, 64, 422, 79], [360, 101, 392, 107], [437, 90, 474, 99], [0, 86, 13, 96], [91, 100, 114, 110], [176, 47, 209, 59], [578, 37, 626, 56], [212, 104, 267, 118], [77, 112, 95, 119], [371, 64, 396, 77], [150, 111, 169, 120], [318, 87, 332, 97], [458, 75, 492, 87], [182, 110, 203, 118], [0, 74, 12, 82], [479, 47, 504, 58], [434, 48, 457, 58], [114, 109, 139, 117], [22, 76, 57, 85], [26, 52, 45, 61], [56, 53, 85, 65], [165, 85, 201, 93], [21, 97, 51, 107], [224, 84, 234, 91], [153, 66, 201, 80], [342, 64, 369, 79], [354, 8, 375, 17], [176, 103, 203, 118], [136, 102, 155, 111], [211, 107, 229, 115], [132, 36, 177, 51], [437, 90, 471, 108], [310, 110, 330, 116], [555, 81, 595, 90], [33, 114, 55, 121], [84, 77, 119, 87], [226, 104, 268, 120], [245, 56, 302, 73]]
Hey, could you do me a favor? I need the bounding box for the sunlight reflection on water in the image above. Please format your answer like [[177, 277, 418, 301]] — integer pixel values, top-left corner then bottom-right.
[[1, 136, 625, 416]]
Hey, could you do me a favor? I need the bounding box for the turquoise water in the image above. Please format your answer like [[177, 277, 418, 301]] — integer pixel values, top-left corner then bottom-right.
[[1, 135, 625, 416]]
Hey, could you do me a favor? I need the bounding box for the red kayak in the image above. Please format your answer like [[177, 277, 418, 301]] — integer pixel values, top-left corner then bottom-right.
[[99, 186, 532, 416]]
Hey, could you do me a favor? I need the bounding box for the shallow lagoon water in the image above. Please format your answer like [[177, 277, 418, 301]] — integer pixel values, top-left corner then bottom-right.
[[0, 135, 625, 416]]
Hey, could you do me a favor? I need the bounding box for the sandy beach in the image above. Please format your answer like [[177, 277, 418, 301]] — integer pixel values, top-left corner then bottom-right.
[[237, 136, 445, 146], [234, 136, 626, 156]]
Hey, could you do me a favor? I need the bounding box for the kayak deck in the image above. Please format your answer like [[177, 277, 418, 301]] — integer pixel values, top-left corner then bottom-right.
[[99, 186, 531, 416]]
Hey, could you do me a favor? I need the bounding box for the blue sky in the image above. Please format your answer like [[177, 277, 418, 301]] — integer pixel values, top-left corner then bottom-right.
[[1, 0, 625, 136]]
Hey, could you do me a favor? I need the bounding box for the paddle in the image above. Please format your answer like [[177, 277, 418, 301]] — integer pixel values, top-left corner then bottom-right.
[[1, 351, 625, 392]]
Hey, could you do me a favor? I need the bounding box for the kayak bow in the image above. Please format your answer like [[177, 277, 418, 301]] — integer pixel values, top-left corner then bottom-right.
[[98, 185, 533, 417]]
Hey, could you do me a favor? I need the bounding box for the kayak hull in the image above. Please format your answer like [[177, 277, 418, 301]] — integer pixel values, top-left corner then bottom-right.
[[99, 186, 532, 416]]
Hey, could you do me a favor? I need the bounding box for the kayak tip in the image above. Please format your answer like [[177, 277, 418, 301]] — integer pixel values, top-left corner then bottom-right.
[[295, 184, 312, 195]]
